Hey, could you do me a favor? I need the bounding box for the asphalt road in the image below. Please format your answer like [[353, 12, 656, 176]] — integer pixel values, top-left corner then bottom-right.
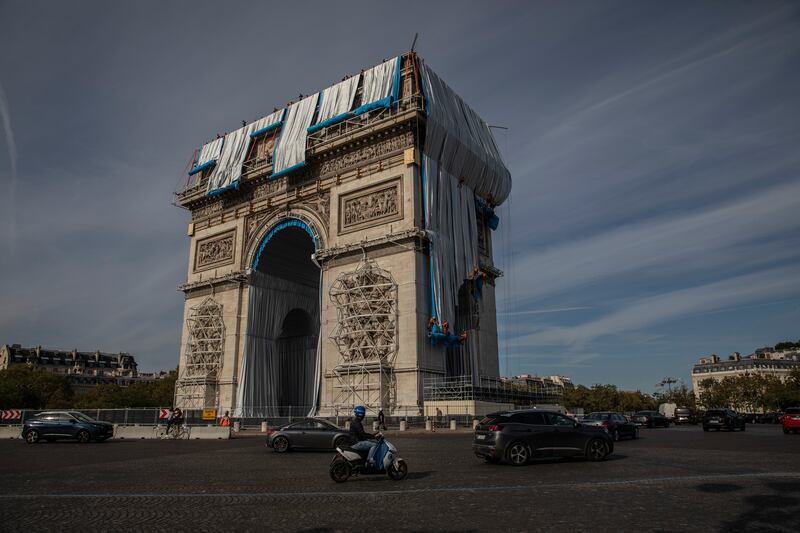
[[1, 424, 799, 532]]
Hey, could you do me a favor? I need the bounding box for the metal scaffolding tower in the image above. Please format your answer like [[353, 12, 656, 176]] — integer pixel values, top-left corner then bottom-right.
[[328, 256, 398, 413], [175, 297, 225, 408]]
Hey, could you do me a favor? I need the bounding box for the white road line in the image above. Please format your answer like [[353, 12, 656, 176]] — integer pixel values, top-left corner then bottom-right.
[[0, 471, 798, 499]]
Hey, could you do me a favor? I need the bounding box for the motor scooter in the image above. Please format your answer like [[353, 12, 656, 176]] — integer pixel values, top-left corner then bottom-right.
[[329, 433, 408, 482]]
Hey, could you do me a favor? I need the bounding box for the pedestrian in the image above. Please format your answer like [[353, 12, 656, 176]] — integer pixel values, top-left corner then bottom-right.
[[219, 410, 231, 427], [378, 409, 386, 430]]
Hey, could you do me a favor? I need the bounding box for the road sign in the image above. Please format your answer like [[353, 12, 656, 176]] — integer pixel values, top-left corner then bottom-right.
[[1, 410, 22, 420], [202, 409, 217, 421]]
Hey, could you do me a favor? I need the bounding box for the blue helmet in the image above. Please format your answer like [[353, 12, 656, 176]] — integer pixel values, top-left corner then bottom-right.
[[354, 405, 366, 418]]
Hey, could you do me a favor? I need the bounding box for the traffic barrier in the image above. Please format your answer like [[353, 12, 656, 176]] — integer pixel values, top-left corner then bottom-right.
[[0, 426, 21, 439], [400, 420, 407, 431], [189, 426, 230, 440], [450, 419, 457, 430], [473, 419, 479, 430], [261, 421, 268, 433], [115, 425, 158, 439], [425, 419, 432, 431]]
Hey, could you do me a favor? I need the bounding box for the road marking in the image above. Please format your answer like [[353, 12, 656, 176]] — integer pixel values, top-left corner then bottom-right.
[[0, 471, 798, 499]]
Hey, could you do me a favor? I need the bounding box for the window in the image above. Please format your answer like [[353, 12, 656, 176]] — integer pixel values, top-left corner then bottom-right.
[[513, 412, 546, 425], [548, 414, 575, 427], [289, 420, 320, 429], [246, 129, 279, 165]]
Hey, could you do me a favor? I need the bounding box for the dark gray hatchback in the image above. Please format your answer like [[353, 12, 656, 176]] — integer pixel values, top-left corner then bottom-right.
[[23, 411, 114, 444], [473, 409, 614, 465]]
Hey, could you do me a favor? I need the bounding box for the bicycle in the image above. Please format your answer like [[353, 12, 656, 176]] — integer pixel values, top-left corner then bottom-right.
[[156, 423, 189, 440]]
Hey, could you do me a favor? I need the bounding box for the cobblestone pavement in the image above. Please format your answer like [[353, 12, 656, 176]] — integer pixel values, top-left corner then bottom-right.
[[1, 424, 799, 532]]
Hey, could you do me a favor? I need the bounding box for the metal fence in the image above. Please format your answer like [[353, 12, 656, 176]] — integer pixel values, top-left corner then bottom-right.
[[0, 408, 486, 430]]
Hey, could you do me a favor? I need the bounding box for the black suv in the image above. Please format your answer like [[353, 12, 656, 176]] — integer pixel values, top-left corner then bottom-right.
[[702, 409, 745, 432], [630, 411, 670, 428], [674, 408, 698, 425], [472, 409, 614, 465], [23, 411, 114, 443]]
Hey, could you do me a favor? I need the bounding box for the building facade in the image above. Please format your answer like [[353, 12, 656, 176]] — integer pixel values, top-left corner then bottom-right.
[[173, 53, 511, 417], [0, 344, 155, 394], [691, 349, 800, 395]]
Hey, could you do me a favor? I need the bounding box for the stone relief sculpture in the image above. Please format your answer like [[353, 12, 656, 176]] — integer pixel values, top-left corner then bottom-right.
[[195, 231, 235, 270], [339, 179, 402, 233], [320, 131, 413, 175]]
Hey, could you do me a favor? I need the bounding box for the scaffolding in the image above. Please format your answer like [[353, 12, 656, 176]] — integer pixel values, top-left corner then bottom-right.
[[423, 375, 565, 406], [175, 297, 225, 409], [328, 256, 398, 413]]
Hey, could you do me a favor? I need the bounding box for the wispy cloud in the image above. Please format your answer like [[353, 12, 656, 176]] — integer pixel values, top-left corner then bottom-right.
[[505, 179, 800, 305], [498, 306, 592, 316], [513, 265, 800, 348]]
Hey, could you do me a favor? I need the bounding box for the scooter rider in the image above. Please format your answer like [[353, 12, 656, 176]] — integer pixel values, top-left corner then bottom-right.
[[349, 405, 379, 467]]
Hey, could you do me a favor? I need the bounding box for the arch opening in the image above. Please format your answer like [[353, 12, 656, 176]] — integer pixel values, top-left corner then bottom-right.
[[237, 221, 321, 418]]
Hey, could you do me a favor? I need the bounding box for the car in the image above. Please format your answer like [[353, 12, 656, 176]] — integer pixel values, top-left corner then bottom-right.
[[782, 407, 800, 434], [472, 409, 614, 466], [630, 411, 670, 428], [673, 408, 698, 425], [22, 411, 114, 443], [582, 412, 639, 441], [761, 412, 784, 424], [702, 409, 746, 432], [266, 418, 352, 453]]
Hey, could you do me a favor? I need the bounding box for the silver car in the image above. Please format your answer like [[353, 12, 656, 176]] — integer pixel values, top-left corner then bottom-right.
[[266, 418, 351, 453]]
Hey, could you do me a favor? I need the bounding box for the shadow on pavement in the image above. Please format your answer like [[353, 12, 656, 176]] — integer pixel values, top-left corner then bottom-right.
[[721, 480, 800, 531]]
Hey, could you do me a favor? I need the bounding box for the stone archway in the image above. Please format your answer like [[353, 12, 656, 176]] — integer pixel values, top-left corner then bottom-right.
[[236, 217, 321, 418]]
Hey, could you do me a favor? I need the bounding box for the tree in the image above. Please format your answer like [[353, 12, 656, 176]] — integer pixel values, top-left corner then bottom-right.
[[74, 371, 177, 409], [563, 383, 657, 413], [774, 340, 800, 351], [0, 366, 74, 409]]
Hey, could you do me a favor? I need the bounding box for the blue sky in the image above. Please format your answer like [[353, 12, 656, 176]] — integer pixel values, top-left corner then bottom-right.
[[0, 1, 798, 393]]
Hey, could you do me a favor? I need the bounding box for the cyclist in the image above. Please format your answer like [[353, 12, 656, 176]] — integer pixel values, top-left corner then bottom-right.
[[166, 408, 184, 436]]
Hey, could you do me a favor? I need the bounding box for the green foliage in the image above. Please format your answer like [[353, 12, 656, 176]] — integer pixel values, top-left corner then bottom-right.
[[74, 372, 177, 409], [563, 384, 658, 413], [0, 365, 75, 409], [774, 340, 800, 351], [697, 371, 800, 411], [654, 383, 696, 410]]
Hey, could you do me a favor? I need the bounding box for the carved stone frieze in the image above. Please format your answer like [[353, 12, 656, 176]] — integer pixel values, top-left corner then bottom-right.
[[320, 131, 413, 176], [297, 191, 331, 233], [338, 178, 402, 234], [192, 201, 223, 221], [194, 230, 236, 271], [253, 178, 287, 201]]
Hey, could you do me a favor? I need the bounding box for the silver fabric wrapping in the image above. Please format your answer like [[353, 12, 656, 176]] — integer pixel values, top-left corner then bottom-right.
[[423, 154, 479, 332], [235, 271, 320, 418], [195, 137, 223, 168], [206, 110, 282, 193], [361, 57, 398, 106], [272, 94, 319, 175], [314, 76, 360, 124], [420, 60, 511, 204], [420, 59, 510, 366]]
